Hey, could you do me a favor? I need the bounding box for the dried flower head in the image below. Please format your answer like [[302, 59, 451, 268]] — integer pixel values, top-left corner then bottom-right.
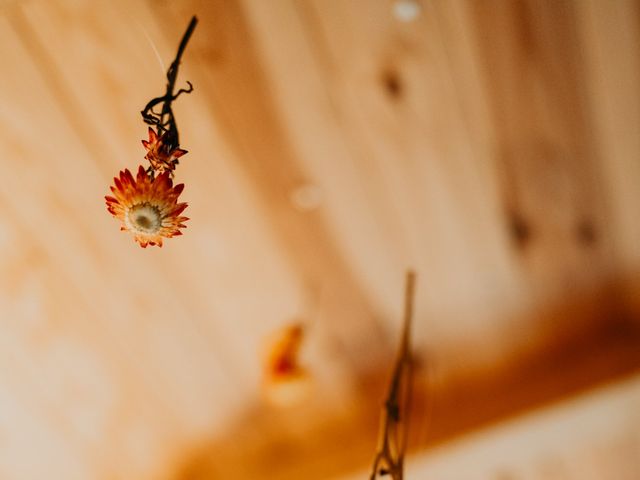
[[105, 166, 188, 248], [142, 127, 188, 175]]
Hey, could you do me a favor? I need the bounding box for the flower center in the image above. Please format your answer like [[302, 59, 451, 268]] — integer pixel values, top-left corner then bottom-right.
[[126, 204, 162, 234]]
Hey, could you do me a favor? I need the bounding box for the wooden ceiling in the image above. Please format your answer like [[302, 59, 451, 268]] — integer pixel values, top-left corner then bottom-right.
[[0, 0, 639, 479]]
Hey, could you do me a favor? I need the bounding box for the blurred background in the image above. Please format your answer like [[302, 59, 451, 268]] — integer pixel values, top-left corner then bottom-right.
[[0, 0, 639, 478]]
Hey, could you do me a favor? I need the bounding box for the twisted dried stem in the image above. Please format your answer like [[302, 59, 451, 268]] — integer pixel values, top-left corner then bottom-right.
[[369, 271, 416, 480], [140, 16, 198, 152]]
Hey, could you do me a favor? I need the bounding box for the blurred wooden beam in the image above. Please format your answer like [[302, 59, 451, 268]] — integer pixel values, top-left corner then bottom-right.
[[176, 293, 640, 480], [347, 373, 640, 480]]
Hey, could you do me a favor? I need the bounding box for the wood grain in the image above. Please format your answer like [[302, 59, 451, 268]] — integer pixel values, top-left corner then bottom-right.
[[0, 0, 637, 478]]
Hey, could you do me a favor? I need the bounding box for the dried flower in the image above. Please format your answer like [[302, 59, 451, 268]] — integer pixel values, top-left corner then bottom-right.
[[105, 166, 188, 248], [142, 127, 188, 175], [106, 16, 196, 248]]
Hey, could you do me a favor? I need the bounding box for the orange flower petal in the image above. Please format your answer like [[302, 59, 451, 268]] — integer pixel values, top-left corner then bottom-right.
[[105, 165, 188, 248]]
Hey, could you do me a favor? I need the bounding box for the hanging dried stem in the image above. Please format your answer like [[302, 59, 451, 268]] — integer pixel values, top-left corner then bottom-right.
[[105, 17, 195, 248], [369, 271, 416, 480], [140, 15, 198, 152]]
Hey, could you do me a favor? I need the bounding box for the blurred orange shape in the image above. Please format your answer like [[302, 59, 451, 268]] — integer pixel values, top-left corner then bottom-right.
[[263, 324, 311, 407]]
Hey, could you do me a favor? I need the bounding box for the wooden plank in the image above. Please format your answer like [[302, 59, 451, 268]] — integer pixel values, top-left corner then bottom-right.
[[238, 0, 627, 369], [0, 8, 195, 478], [14, 0, 318, 398], [0, 2, 269, 477], [0, 0, 637, 478], [463, 0, 613, 292], [575, 0, 640, 320], [147, 0, 386, 375], [343, 373, 640, 480], [286, 0, 528, 366], [177, 316, 640, 480], [0, 379, 95, 480], [431, 0, 625, 362], [170, 0, 640, 476]]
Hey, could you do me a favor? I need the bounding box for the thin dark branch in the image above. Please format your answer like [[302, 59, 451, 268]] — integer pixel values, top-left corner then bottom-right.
[[369, 271, 416, 480], [141, 15, 198, 151]]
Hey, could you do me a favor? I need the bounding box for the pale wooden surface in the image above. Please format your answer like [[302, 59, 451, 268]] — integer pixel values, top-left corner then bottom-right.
[[341, 374, 640, 480], [0, 0, 638, 479]]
